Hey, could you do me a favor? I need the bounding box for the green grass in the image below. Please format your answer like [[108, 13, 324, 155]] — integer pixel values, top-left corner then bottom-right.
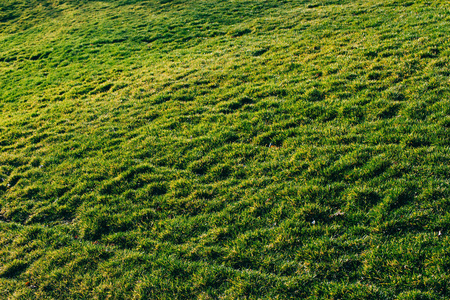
[[1, 0, 450, 298]]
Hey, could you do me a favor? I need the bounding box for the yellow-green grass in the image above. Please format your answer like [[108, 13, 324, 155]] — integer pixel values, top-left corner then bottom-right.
[[1, 0, 450, 298]]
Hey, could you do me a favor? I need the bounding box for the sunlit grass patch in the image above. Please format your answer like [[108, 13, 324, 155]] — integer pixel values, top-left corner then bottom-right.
[[1, 0, 450, 298]]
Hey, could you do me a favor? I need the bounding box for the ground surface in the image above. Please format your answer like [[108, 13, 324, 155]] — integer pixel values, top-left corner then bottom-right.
[[1, 0, 450, 299]]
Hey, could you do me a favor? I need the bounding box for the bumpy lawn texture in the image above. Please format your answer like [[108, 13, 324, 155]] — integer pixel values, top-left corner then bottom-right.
[[1, 0, 450, 298]]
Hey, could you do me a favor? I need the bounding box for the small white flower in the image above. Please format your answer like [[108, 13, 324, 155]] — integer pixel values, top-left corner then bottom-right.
[[311, 220, 316, 225]]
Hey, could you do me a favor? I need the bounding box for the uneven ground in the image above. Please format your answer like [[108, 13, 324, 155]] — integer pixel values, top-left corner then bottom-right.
[[1, 0, 450, 298]]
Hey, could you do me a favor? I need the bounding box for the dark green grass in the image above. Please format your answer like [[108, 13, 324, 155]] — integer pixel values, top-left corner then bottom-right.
[[1, 0, 450, 298]]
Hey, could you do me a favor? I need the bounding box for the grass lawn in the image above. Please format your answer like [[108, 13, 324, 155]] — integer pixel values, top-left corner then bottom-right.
[[1, 0, 450, 298]]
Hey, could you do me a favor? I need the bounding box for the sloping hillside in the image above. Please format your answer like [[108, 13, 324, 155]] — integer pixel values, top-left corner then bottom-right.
[[1, 0, 450, 298]]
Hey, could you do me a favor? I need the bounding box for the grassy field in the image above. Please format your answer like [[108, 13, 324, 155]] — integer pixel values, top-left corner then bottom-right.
[[1, 0, 450, 298]]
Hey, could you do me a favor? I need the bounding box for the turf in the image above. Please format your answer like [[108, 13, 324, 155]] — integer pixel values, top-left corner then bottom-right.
[[1, 0, 450, 298]]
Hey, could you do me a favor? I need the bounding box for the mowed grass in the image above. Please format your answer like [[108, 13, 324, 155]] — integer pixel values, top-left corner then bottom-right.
[[1, 0, 450, 298]]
